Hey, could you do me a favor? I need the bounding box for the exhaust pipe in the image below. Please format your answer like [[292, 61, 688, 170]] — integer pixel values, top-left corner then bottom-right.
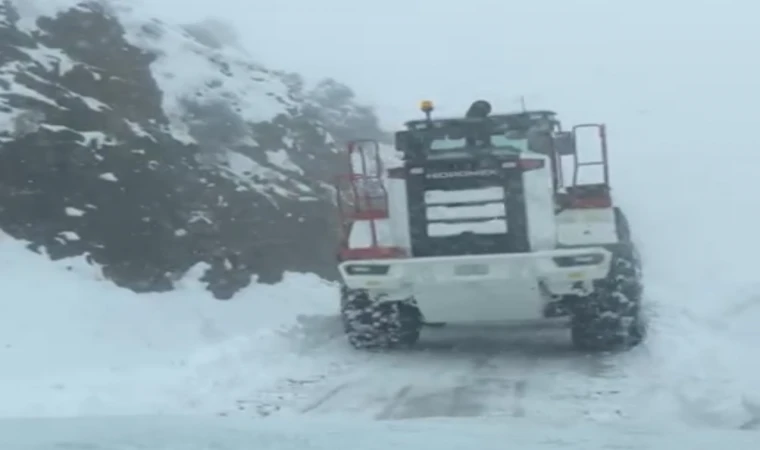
[[465, 100, 492, 118]]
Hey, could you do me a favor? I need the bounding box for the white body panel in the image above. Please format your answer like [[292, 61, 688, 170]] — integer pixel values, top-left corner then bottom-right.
[[338, 248, 613, 323], [385, 177, 411, 251], [521, 154, 557, 251], [555, 207, 618, 246]]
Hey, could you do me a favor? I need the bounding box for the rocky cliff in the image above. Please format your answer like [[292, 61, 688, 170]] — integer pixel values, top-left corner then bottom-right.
[[0, 0, 388, 298]]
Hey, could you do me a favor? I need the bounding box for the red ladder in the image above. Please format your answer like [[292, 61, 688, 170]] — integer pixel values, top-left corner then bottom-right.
[[335, 140, 405, 261], [556, 124, 613, 209], [570, 124, 609, 187]]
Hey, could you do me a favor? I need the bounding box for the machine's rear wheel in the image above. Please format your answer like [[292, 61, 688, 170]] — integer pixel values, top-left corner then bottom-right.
[[570, 246, 646, 352], [340, 286, 422, 350]]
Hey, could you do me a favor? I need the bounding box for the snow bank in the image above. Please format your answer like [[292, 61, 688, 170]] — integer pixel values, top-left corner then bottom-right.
[[0, 232, 344, 418], [607, 111, 760, 427]]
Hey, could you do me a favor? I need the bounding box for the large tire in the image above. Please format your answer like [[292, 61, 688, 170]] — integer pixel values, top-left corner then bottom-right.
[[340, 286, 422, 350], [570, 245, 646, 352]]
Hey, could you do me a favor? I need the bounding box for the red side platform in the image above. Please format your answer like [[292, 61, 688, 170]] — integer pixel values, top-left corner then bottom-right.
[[334, 140, 406, 261]]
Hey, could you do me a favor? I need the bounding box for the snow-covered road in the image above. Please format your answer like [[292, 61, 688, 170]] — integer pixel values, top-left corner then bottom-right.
[[292, 322, 637, 421], [254, 312, 758, 430], [1, 219, 759, 433]]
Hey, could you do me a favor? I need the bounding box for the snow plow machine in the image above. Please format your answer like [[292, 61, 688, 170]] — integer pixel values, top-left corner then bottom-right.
[[334, 100, 644, 352]]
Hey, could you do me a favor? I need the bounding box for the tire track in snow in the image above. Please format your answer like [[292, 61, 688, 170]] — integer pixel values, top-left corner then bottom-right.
[[299, 381, 356, 414], [246, 315, 694, 427], [512, 379, 528, 417], [292, 322, 648, 423], [380, 348, 506, 420], [375, 385, 413, 420]]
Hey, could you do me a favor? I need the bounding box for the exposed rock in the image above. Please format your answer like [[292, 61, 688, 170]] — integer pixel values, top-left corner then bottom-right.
[[0, 0, 386, 298]]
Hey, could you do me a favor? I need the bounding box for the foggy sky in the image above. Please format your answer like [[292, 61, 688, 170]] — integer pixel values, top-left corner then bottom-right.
[[132, 0, 760, 292], [135, 0, 758, 131]]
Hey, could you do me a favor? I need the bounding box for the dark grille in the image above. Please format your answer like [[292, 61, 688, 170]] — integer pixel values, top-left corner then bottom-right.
[[405, 156, 529, 257]]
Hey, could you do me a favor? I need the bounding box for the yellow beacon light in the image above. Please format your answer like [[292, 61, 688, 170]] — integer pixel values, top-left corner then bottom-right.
[[420, 100, 434, 113]]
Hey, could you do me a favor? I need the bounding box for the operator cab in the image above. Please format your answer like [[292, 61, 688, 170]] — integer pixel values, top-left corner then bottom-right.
[[397, 106, 562, 161], [393, 101, 570, 258]]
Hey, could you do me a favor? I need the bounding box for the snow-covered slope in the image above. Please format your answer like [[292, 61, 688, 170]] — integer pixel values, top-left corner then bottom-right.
[[0, 231, 352, 417], [0, 0, 386, 297]]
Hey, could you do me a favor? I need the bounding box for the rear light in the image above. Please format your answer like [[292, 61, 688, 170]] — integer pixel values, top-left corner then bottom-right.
[[339, 247, 406, 260], [344, 264, 391, 275], [561, 184, 612, 209], [517, 158, 545, 170], [553, 253, 605, 267], [570, 195, 612, 208]]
